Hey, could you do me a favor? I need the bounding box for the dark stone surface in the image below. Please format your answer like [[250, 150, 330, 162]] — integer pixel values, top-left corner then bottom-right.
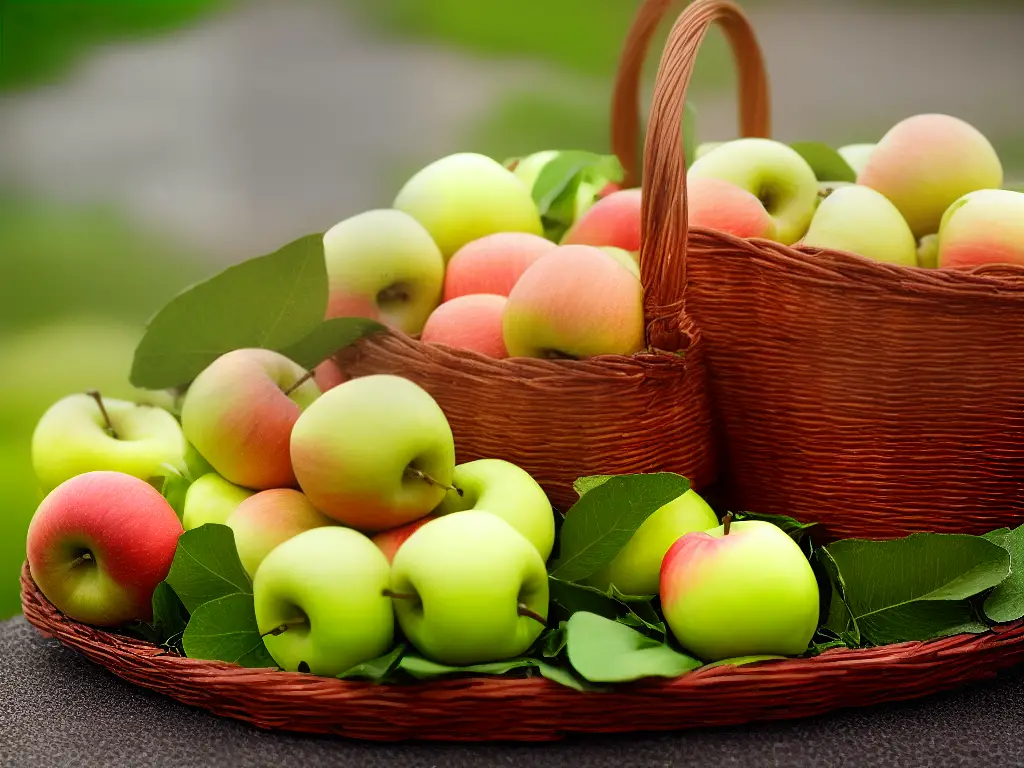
[[2, 615, 1023, 767]]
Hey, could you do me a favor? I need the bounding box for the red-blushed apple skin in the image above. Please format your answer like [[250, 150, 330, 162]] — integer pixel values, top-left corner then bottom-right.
[[371, 515, 436, 563], [325, 292, 382, 323], [561, 189, 642, 252], [443, 233, 556, 301], [598, 182, 622, 199], [659, 532, 723, 609], [26, 471, 183, 626], [181, 349, 320, 490], [937, 190, 1024, 269], [503, 245, 645, 359], [313, 359, 348, 392], [421, 294, 509, 358], [687, 177, 776, 239]]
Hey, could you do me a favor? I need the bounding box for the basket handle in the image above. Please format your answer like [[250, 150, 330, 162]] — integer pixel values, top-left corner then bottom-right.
[[613, 0, 770, 349]]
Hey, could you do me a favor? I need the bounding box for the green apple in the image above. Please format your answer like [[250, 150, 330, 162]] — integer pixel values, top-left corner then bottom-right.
[[800, 185, 918, 266], [322, 209, 444, 334], [181, 473, 255, 530], [660, 519, 819, 661], [290, 374, 456, 531], [253, 526, 394, 676], [389, 510, 548, 665], [394, 152, 543, 260], [599, 246, 641, 279], [31, 392, 187, 492], [687, 138, 819, 245], [837, 143, 876, 176], [917, 233, 940, 269], [434, 459, 555, 560], [694, 141, 723, 161], [587, 489, 719, 596], [227, 489, 335, 578]]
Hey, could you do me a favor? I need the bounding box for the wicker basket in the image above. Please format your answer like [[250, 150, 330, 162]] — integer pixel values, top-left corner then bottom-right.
[[625, 0, 1024, 539]]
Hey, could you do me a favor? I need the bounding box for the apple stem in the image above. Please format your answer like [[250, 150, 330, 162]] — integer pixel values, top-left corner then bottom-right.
[[283, 369, 315, 397], [69, 552, 93, 569], [517, 603, 547, 626], [382, 589, 417, 601], [404, 466, 464, 497], [85, 390, 119, 439], [722, 512, 733, 536], [260, 617, 307, 639]]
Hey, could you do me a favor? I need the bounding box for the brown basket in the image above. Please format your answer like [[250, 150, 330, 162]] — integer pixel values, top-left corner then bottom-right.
[[22, 562, 1024, 741], [619, 0, 1024, 540]]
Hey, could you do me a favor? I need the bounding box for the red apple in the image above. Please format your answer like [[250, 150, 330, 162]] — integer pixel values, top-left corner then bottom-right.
[[421, 294, 508, 358], [443, 233, 556, 301], [687, 176, 776, 239], [561, 188, 642, 252], [371, 515, 436, 563]]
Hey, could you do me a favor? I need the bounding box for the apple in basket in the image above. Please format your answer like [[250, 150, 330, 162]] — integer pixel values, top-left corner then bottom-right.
[[181, 472, 254, 530], [421, 293, 509, 359], [936, 189, 1024, 269], [442, 232, 556, 301]]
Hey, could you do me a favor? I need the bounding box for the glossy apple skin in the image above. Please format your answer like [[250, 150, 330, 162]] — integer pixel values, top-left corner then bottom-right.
[[858, 113, 1003, 239], [434, 459, 554, 561], [181, 473, 255, 530], [937, 189, 1024, 269], [588, 489, 719, 596], [687, 138, 819, 245], [561, 188, 642, 252], [687, 177, 776, 240], [27, 471, 183, 626], [253, 526, 394, 676], [503, 245, 645, 359], [290, 374, 455, 531], [323, 209, 444, 334], [442, 233, 555, 301], [660, 520, 819, 661], [31, 394, 187, 492], [390, 510, 549, 665], [421, 294, 508, 358], [227, 489, 335, 578], [372, 515, 436, 563], [801, 185, 918, 266], [394, 153, 543, 260], [181, 349, 320, 490]]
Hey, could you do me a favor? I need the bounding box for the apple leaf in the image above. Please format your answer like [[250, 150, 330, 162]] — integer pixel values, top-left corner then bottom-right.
[[548, 578, 664, 640], [531, 151, 625, 241], [789, 141, 857, 183], [732, 511, 816, 543], [565, 612, 701, 683], [278, 316, 385, 372], [539, 622, 568, 659], [130, 233, 327, 390], [397, 655, 588, 691], [822, 533, 1009, 645], [181, 593, 275, 668], [150, 582, 189, 651], [984, 525, 1024, 623], [165, 524, 252, 612], [572, 475, 613, 497], [337, 645, 407, 682], [548, 472, 690, 583]]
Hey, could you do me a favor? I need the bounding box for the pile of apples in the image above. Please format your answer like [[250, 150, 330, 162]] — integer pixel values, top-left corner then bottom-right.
[[25, 357, 820, 675]]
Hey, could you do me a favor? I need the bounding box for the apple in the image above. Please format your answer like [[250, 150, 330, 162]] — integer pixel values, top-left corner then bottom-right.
[[31, 392, 188, 492], [253, 526, 394, 676], [837, 143, 876, 177], [599, 246, 641, 278], [694, 141, 723, 161], [180, 349, 320, 490], [917, 233, 940, 269], [434, 459, 555, 560], [660, 519, 819, 661], [687, 138, 819, 245], [937, 189, 1024, 269], [442, 232, 555, 301], [510, 150, 558, 189], [561, 188, 641, 252], [394, 153, 544, 260], [503, 245, 645, 359], [799, 185, 918, 266], [512, 150, 614, 224], [857, 113, 1003, 239], [389, 510, 549, 665], [372, 516, 435, 564], [26, 471, 183, 626], [687, 176, 777, 240], [421, 294, 508, 358], [312, 359, 347, 392], [290, 374, 456, 531], [322, 209, 445, 334], [181, 473, 255, 530], [587, 489, 719, 596]]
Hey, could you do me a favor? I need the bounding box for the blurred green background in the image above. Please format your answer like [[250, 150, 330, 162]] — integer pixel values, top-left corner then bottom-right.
[[2, 0, 1023, 618]]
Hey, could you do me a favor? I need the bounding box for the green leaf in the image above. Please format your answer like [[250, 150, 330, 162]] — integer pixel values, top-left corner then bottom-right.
[[150, 582, 189, 649], [565, 612, 701, 683], [733, 511, 816, 542], [984, 525, 1024, 623], [549, 473, 690, 583], [789, 141, 857, 183], [548, 578, 664, 640], [181, 593, 274, 668], [540, 623, 568, 659], [703, 655, 784, 670], [278, 316, 385, 371], [823, 533, 1009, 645], [165, 524, 252, 612], [530, 151, 625, 240], [397, 655, 586, 691], [337, 645, 407, 682], [572, 474, 613, 497], [1004, 182, 1024, 193], [682, 102, 698, 170], [130, 233, 328, 389]]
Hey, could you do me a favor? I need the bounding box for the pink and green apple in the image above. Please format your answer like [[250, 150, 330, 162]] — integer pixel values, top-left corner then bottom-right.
[[937, 189, 1024, 269], [561, 188, 641, 253], [372, 516, 436, 564], [420, 293, 509, 359], [180, 348, 320, 490], [26, 471, 183, 626], [181, 473, 255, 530], [442, 232, 555, 301], [687, 176, 777, 240], [227, 489, 335, 578]]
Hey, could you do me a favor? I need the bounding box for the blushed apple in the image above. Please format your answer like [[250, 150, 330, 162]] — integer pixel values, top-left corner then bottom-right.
[[937, 189, 1024, 269], [442, 232, 555, 301], [372, 515, 435, 564], [687, 176, 777, 240], [27, 471, 183, 626], [312, 359, 347, 392], [227, 489, 335, 578], [800, 185, 918, 266], [180, 349, 320, 490], [561, 188, 641, 252], [421, 294, 508, 358], [181, 473, 255, 530]]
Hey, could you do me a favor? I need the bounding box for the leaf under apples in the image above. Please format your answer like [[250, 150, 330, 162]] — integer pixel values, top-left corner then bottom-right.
[[565, 612, 701, 683], [789, 141, 857, 183], [182, 593, 275, 668], [165, 524, 252, 612]]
